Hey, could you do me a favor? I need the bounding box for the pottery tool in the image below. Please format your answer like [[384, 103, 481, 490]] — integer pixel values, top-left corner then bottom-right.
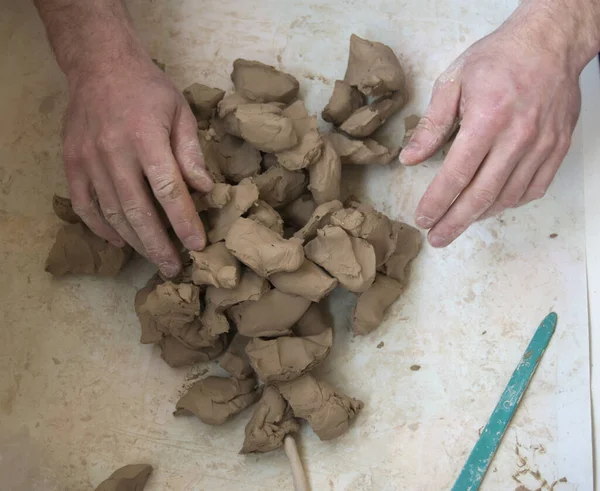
[[452, 312, 557, 491], [284, 434, 310, 491]]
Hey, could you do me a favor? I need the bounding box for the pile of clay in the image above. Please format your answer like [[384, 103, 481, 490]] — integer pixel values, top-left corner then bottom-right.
[[46, 35, 421, 459]]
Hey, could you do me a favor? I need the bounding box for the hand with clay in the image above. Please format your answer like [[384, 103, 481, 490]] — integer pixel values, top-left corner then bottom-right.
[[34, 0, 213, 277], [400, 0, 600, 248]]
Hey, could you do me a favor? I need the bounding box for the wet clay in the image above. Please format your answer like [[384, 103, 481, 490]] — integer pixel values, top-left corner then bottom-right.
[[381, 221, 422, 284], [228, 289, 311, 338], [293, 200, 344, 243], [200, 302, 231, 340], [175, 376, 259, 425], [328, 132, 400, 166], [190, 242, 240, 289], [245, 329, 333, 382], [140, 282, 200, 331], [205, 269, 270, 310], [45, 223, 132, 277], [270, 260, 338, 302], [52, 195, 81, 224], [344, 34, 406, 97], [220, 333, 253, 379], [225, 218, 305, 277], [354, 273, 404, 336], [322, 80, 365, 126], [160, 335, 225, 368], [207, 178, 259, 243], [247, 200, 284, 235], [340, 91, 407, 138], [241, 385, 299, 454], [183, 83, 225, 124], [277, 374, 363, 441], [308, 135, 342, 205], [281, 194, 317, 229], [402, 114, 420, 147], [294, 303, 331, 337], [261, 153, 280, 171], [95, 464, 153, 491], [275, 101, 323, 171], [254, 165, 307, 209], [192, 183, 232, 212], [304, 226, 376, 293], [231, 59, 300, 104], [135, 275, 164, 345]]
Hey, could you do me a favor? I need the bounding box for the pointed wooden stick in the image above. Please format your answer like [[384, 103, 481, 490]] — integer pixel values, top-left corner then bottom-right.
[[284, 435, 309, 491]]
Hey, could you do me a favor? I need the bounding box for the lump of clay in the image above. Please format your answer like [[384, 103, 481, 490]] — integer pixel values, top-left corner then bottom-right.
[[220, 333, 253, 379], [140, 282, 200, 331], [340, 91, 407, 138], [52, 195, 81, 224], [322, 80, 365, 126], [160, 335, 224, 368], [241, 385, 300, 454], [293, 200, 343, 243], [275, 101, 323, 171], [277, 374, 363, 441], [381, 221, 422, 284], [192, 183, 232, 212], [254, 165, 307, 209], [402, 114, 420, 147], [175, 376, 259, 425], [344, 34, 406, 97], [225, 218, 305, 277], [200, 302, 231, 341], [45, 223, 132, 277], [95, 464, 153, 491], [270, 260, 337, 302], [207, 178, 259, 243], [308, 135, 342, 205], [246, 329, 333, 382], [190, 242, 240, 289], [183, 83, 225, 126], [135, 275, 165, 345], [354, 274, 403, 336], [229, 289, 311, 337], [305, 226, 376, 292], [328, 132, 399, 166], [294, 303, 331, 337], [247, 200, 284, 235], [231, 59, 300, 104], [205, 268, 270, 310], [261, 153, 280, 171], [281, 194, 317, 228]]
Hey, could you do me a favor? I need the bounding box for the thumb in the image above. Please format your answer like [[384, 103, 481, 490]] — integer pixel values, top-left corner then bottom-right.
[[400, 70, 461, 166]]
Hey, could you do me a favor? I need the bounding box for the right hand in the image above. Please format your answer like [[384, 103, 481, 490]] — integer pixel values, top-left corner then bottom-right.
[[63, 54, 213, 278]]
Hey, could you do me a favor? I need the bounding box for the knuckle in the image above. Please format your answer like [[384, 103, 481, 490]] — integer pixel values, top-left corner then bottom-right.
[[96, 128, 124, 153], [556, 134, 572, 155], [443, 166, 472, 189], [472, 187, 496, 208], [103, 207, 127, 228], [498, 190, 522, 208], [153, 175, 184, 202], [122, 202, 149, 229], [539, 132, 558, 154], [514, 118, 538, 147], [71, 200, 93, 220]]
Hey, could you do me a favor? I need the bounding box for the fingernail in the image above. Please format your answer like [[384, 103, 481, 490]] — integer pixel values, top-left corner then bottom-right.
[[415, 216, 434, 229], [428, 234, 446, 248], [187, 235, 206, 251], [159, 262, 180, 278]]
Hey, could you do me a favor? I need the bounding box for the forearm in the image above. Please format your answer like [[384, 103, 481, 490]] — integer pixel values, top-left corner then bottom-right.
[[33, 0, 148, 82], [505, 0, 600, 74]]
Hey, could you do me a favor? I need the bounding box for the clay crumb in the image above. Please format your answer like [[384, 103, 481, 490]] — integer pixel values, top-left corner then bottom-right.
[[377, 342, 384, 349], [550, 233, 558, 239], [410, 365, 421, 371]]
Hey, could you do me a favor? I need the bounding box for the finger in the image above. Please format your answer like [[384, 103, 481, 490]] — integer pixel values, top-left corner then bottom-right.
[[413, 112, 498, 229], [477, 202, 505, 222], [399, 67, 461, 166], [138, 130, 208, 252], [171, 103, 214, 193], [427, 128, 532, 248], [519, 134, 572, 206]]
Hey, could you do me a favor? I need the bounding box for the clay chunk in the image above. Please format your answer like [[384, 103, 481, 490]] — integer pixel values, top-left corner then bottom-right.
[[229, 289, 311, 338], [308, 135, 342, 205], [206, 269, 270, 310], [328, 132, 399, 166], [247, 200, 284, 235], [246, 329, 333, 382], [220, 333, 253, 379], [225, 218, 305, 277], [241, 385, 300, 454], [190, 242, 240, 289], [232, 59, 300, 104], [344, 34, 406, 97], [192, 183, 232, 212], [294, 303, 331, 337], [160, 335, 225, 368], [293, 200, 343, 243], [52, 195, 81, 224], [135, 275, 165, 345], [322, 80, 365, 126], [95, 464, 153, 491], [254, 165, 307, 209], [340, 91, 407, 138], [276, 101, 323, 171], [354, 274, 404, 336], [305, 226, 376, 293], [183, 83, 225, 122], [277, 374, 363, 441], [175, 376, 259, 425], [270, 260, 338, 302], [140, 282, 200, 331], [381, 221, 422, 284], [45, 223, 131, 277], [281, 194, 317, 228], [207, 178, 259, 243]]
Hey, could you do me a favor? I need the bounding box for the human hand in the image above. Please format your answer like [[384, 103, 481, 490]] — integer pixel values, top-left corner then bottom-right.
[[399, 6, 588, 248], [62, 54, 213, 277]]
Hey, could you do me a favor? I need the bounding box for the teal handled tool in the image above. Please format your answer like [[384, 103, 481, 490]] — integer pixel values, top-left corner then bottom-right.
[[452, 312, 557, 491]]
